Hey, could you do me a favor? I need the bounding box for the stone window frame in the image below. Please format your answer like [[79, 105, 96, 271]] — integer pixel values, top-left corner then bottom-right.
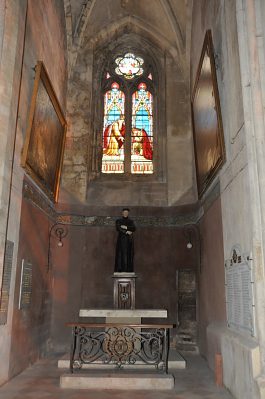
[[101, 59, 155, 175], [90, 45, 166, 183]]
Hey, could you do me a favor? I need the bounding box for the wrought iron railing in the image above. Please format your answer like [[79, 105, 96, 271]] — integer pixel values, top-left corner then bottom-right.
[[66, 323, 173, 374]]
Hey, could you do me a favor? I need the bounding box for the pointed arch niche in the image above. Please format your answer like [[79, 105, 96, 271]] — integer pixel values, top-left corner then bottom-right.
[[62, 25, 194, 206], [90, 35, 167, 188]]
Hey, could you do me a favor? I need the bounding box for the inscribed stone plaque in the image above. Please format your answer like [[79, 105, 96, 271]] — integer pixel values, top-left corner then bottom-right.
[[0, 240, 14, 324], [225, 247, 255, 337], [19, 260, 32, 309]]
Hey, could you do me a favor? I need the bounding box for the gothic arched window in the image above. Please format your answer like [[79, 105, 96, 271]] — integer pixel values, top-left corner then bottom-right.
[[102, 82, 125, 173], [101, 53, 154, 175]]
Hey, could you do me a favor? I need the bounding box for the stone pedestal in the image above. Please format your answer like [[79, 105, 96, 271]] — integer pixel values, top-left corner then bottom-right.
[[112, 272, 137, 309]]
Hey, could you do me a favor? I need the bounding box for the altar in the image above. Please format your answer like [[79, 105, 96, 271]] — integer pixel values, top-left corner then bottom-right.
[[60, 272, 181, 390], [61, 308, 175, 390]]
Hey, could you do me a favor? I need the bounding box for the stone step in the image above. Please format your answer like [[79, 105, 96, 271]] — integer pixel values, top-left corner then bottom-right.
[[58, 349, 186, 370], [168, 350, 186, 368], [60, 372, 175, 390]]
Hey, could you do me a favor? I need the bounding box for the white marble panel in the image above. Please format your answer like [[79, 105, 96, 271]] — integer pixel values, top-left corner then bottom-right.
[[79, 309, 168, 318], [60, 373, 174, 390]]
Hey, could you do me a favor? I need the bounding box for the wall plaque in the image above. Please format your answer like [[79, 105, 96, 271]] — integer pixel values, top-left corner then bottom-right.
[[225, 246, 255, 337], [0, 240, 14, 324], [19, 259, 33, 309]]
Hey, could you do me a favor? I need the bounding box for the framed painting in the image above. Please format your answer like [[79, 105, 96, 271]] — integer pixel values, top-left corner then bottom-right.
[[21, 61, 66, 202], [191, 30, 225, 198]]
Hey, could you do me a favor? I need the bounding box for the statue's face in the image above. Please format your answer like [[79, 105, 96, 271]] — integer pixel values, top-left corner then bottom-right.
[[122, 210, 129, 218]]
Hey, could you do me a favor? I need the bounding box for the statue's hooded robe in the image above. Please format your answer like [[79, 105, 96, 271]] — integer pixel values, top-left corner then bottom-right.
[[115, 216, 136, 273]]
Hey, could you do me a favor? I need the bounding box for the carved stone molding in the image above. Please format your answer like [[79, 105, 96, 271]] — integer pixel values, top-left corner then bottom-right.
[[56, 213, 199, 227], [22, 179, 56, 220]]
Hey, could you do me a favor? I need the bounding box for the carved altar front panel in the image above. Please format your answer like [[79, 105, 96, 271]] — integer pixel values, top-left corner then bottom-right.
[[113, 273, 136, 309]]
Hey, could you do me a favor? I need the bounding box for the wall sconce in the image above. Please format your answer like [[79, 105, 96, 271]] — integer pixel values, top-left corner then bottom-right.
[[47, 223, 68, 271], [183, 225, 201, 272], [184, 227, 194, 250], [55, 226, 67, 247], [187, 241, 193, 250]]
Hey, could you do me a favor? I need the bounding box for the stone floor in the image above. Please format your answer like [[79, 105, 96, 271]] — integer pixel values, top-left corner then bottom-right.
[[0, 353, 235, 399]]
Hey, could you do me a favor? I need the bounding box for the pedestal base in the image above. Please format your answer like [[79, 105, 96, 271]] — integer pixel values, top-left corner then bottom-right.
[[60, 372, 175, 390], [112, 272, 137, 309]]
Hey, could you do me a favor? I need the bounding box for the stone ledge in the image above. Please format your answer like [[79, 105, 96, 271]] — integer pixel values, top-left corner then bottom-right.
[[79, 308, 167, 318], [60, 372, 175, 390]]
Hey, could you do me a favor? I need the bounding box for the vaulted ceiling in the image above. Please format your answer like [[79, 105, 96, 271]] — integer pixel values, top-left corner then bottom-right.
[[64, 0, 191, 73]]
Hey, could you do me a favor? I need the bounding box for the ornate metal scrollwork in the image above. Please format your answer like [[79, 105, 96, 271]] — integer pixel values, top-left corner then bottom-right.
[[70, 325, 169, 373]]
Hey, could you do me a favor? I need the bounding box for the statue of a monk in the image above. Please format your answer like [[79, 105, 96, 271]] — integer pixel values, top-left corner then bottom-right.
[[114, 208, 136, 273]]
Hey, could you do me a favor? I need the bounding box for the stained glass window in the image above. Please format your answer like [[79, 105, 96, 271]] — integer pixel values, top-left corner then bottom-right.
[[115, 53, 144, 80], [102, 82, 125, 173], [131, 83, 153, 174]]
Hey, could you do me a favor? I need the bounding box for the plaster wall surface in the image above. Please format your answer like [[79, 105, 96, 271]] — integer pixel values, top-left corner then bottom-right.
[[50, 221, 197, 353], [198, 197, 226, 362], [8, 197, 51, 378]]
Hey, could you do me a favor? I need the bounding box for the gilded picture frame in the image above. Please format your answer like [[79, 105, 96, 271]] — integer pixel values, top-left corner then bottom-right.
[[21, 61, 66, 202], [191, 30, 225, 198]]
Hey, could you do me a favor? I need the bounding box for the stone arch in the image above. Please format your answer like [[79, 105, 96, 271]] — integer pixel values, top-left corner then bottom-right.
[[90, 33, 166, 179], [63, 0, 186, 76], [81, 15, 185, 74], [62, 5, 191, 205]]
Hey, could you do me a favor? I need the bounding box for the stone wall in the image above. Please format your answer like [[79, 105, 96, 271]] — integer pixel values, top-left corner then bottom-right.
[[0, 0, 28, 385], [191, 0, 265, 398], [60, 1, 196, 207], [0, 0, 5, 64], [0, 0, 67, 385]]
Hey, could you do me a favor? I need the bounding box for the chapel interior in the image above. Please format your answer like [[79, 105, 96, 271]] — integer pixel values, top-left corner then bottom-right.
[[1, 1, 265, 398]]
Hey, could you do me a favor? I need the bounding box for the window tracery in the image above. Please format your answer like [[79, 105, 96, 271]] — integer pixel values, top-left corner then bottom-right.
[[101, 53, 155, 175], [115, 53, 144, 79]]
